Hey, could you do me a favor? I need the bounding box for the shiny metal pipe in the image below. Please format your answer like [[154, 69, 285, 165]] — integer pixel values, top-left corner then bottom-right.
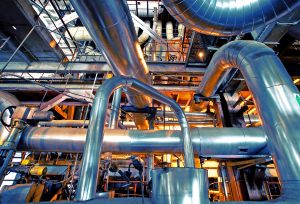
[[38, 120, 213, 127], [18, 126, 268, 157], [0, 83, 199, 92], [156, 110, 213, 119], [70, 0, 151, 130], [39, 120, 89, 128], [151, 168, 209, 204], [155, 120, 213, 125], [199, 40, 300, 199], [69, 0, 151, 108], [162, 0, 300, 36], [0, 91, 20, 145], [38, 115, 260, 128], [73, 76, 194, 201], [147, 154, 154, 182], [108, 88, 122, 129]]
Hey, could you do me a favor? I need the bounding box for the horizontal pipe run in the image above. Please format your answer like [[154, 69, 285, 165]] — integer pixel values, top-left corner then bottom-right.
[[38, 115, 260, 128], [0, 61, 207, 74], [155, 110, 212, 118], [18, 127, 268, 157], [39, 120, 214, 127], [0, 83, 199, 92]]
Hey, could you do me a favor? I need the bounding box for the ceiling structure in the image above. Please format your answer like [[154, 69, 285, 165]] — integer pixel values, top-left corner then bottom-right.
[[0, 0, 299, 129]]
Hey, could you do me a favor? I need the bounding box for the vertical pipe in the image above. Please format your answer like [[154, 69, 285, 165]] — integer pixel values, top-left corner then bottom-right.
[[147, 155, 154, 182], [220, 165, 229, 200], [108, 88, 122, 129], [75, 83, 110, 201]]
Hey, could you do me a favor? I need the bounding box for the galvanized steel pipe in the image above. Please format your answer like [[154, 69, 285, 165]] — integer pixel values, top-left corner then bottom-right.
[[74, 76, 194, 201], [162, 0, 300, 36], [199, 40, 300, 200]]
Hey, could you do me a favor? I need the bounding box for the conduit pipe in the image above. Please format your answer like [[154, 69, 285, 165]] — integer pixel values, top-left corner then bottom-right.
[[75, 76, 194, 201], [162, 0, 300, 36], [0, 91, 20, 145], [70, 0, 151, 129], [18, 126, 268, 157], [199, 40, 300, 202]]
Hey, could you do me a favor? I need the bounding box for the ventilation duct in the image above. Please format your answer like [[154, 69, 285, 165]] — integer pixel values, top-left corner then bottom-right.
[[198, 40, 300, 201], [162, 0, 300, 36], [70, 0, 151, 129]]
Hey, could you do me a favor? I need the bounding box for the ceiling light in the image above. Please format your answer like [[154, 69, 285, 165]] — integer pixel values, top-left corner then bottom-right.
[[293, 79, 300, 84], [198, 51, 204, 58], [12, 26, 17, 30]]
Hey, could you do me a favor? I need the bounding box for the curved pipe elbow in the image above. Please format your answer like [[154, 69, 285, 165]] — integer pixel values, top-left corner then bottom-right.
[[198, 40, 277, 96], [162, 0, 300, 36], [199, 40, 300, 190]]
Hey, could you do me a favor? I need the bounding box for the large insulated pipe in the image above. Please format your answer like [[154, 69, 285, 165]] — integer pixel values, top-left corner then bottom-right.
[[199, 40, 300, 201], [162, 0, 300, 36], [18, 126, 268, 157], [0, 91, 20, 145], [75, 76, 194, 201], [70, 0, 151, 129]]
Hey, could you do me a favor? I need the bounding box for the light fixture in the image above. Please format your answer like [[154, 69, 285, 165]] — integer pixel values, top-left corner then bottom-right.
[[12, 26, 17, 30], [293, 79, 300, 84], [198, 48, 207, 62], [198, 51, 204, 58]]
